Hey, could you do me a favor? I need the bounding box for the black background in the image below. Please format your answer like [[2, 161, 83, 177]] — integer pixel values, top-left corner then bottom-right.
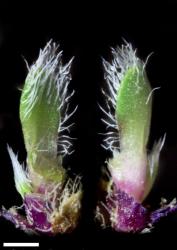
[[0, 0, 177, 249]]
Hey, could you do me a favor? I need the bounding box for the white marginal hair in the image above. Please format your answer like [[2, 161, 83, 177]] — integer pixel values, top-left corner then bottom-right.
[[147, 134, 166, 191], [7, 145, 32, 198], [21, 40, 77, 156], [100, 42, 145, 153]]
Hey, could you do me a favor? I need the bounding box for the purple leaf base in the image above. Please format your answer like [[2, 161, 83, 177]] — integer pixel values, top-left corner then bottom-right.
[[1, 194, 53, 235], [104, 186, 177, 233]]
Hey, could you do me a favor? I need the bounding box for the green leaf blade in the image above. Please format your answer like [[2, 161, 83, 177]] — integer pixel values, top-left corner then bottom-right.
[[117, 65, 152, 153]]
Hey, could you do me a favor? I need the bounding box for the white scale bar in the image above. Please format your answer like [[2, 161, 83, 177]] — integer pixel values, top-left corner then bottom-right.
[[3, 242, 39, 247]]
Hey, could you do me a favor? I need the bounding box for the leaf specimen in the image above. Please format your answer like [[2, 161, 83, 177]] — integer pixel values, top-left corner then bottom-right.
[[1, 41, 82, 235], [96, 42, 177, 233]]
